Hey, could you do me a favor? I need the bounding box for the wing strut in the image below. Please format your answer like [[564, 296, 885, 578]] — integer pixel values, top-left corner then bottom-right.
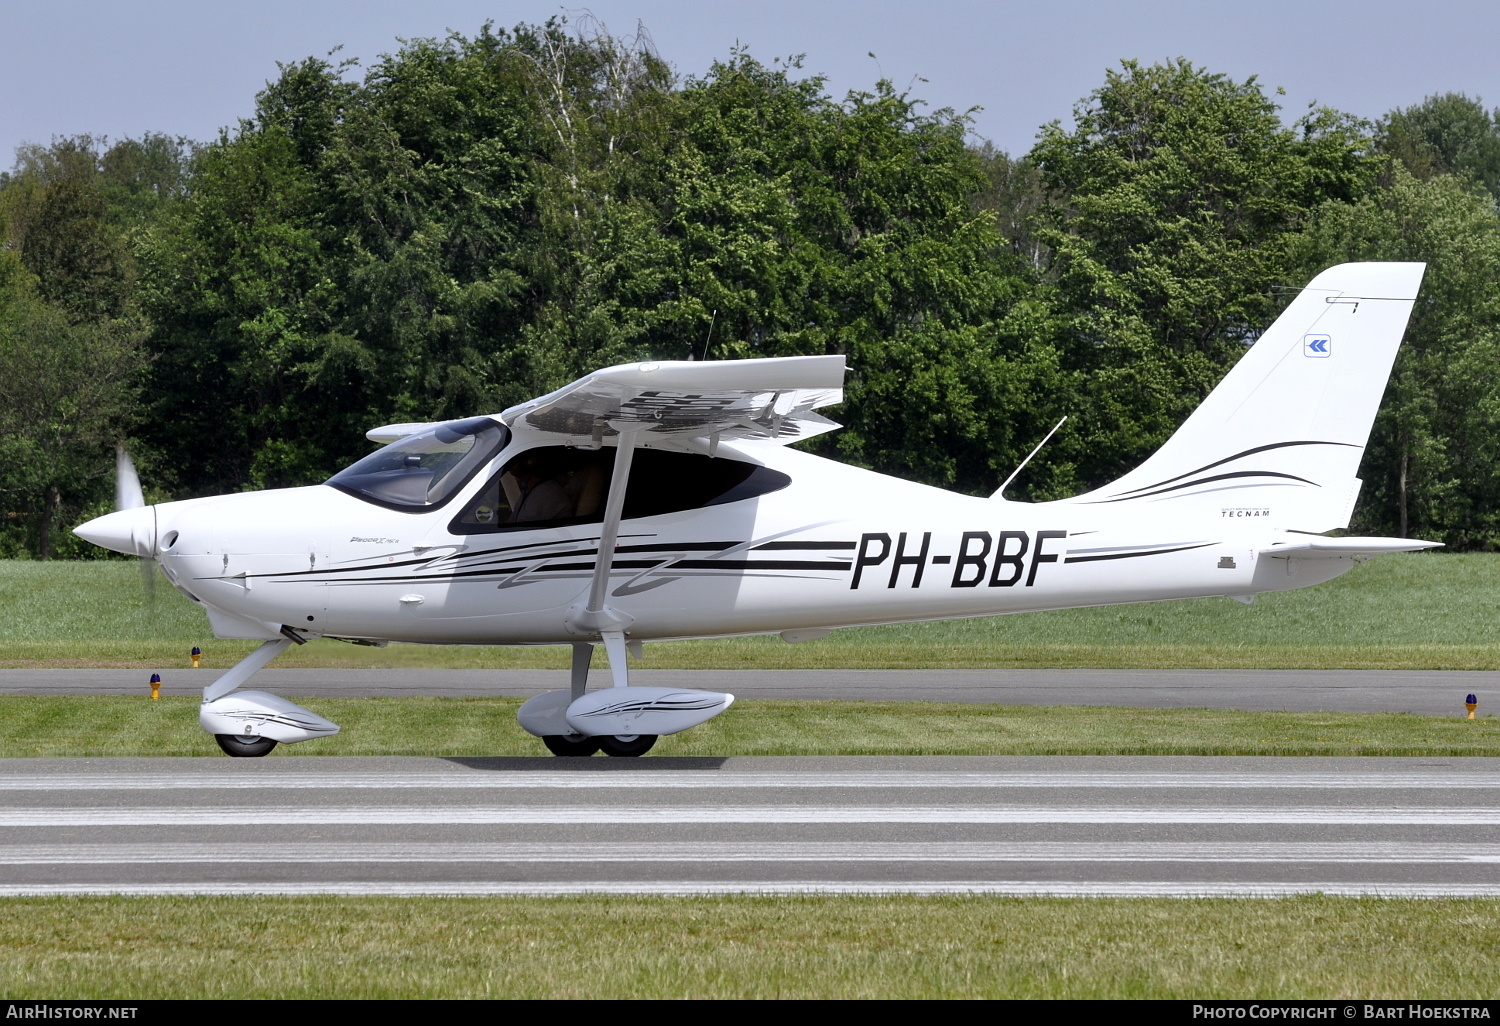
[[564, 423, 643, 689]]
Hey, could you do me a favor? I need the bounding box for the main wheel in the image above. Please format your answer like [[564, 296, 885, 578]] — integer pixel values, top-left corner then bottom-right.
[[215, 734, 278, 758], [543, 734, 602, 757], [598, 734, 657, 758]]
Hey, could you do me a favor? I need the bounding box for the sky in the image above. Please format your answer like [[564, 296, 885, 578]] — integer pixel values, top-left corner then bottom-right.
[[4, 0, 1499, 164]]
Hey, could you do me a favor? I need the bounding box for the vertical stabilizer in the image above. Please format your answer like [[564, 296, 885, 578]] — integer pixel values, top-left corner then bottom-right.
[[1062, 262, 1425, 531]]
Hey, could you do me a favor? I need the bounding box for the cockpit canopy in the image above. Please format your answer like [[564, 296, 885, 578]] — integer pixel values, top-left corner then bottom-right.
[[326, 417, 509, 511], [448, 445, 792, 533]]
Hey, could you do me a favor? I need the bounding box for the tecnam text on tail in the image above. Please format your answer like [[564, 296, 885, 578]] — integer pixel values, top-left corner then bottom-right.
[[77, 262, 1437, 757]]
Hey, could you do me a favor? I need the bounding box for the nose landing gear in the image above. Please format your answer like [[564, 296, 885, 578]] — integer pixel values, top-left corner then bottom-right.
[[215, 734, 279, 758], [198, 639, 341, 757]]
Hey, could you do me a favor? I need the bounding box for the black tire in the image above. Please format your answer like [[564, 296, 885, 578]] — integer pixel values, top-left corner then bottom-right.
[[543, 734, 602, 757], [215, 734, 278, 758], [598, 734, 657, 758]]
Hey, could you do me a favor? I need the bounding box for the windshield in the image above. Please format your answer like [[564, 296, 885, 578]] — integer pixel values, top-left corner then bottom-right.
[[327, 417, 509, 511]]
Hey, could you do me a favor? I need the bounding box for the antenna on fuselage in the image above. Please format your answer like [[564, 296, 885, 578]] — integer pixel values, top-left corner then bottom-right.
[[697, 309, 718, 362], [993, 415, 1067, 500]]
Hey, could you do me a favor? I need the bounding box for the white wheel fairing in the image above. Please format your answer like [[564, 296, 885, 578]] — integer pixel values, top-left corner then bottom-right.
[[518, 688, 735, 739], [563, 687, 734, 738], [199, 691, 340, 744], [516, 690, 574, 738]]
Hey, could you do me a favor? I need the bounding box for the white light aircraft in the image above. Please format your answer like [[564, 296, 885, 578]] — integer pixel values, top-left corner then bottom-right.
[[76, 262, 1437, 757]]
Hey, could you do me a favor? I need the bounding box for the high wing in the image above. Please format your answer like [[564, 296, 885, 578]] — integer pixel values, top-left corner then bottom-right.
[[497, 355, 847, 705], [498, 355, 846, 443]]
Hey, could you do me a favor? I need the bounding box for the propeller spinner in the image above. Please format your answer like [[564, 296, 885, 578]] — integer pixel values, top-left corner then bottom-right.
[[75, 446, 157, 572]]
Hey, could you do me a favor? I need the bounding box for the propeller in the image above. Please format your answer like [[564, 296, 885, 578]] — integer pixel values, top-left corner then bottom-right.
[[115, 444, 156, 605], [115, 445, 145, 511]]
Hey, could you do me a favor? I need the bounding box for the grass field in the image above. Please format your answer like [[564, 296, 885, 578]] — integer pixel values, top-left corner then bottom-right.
[[3, 694, 1497, 757], [3, 895, 1498, 998], [2, 551, 1498, 669]]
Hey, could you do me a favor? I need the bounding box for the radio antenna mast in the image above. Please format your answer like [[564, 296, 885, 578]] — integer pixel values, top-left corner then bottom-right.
[[994, 416, 1067, 500], [698, 309, 718, 362]]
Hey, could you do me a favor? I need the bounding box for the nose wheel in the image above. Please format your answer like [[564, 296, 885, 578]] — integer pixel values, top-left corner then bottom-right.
[[215, 734, 278, 757]]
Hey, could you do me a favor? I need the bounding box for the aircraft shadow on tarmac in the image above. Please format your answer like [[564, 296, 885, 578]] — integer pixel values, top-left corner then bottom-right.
[[444, 756, 731, 771]]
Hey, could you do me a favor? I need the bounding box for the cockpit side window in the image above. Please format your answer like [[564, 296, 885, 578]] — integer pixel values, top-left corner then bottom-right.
[[450, 446, 791, 534], [327, 418, 509, 512]]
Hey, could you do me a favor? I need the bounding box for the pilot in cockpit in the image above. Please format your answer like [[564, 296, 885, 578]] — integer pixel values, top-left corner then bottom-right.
[[502, 455, 575, 523]]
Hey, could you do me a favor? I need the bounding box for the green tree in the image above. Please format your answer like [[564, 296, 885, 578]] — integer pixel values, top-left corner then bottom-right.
[[1292, 166, 1500, 547], [0, 136, 134, 321], [0, 136, 180, 555], [0, 134, 191, 325], [1377, 93, 1500, 201], [140, 29, 551, 492], [1028, 59, 1377, 487], [536, 51, 1059, 494], [140, 25, 1055, 499], [0, 265, 147, 558], [99, 133, 196, 231], [971, 142, 1047, 270]]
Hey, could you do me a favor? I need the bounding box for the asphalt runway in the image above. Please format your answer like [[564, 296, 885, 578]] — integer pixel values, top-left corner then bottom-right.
[[2, 756, 1498, 896], [2, 667, 1495, 715]]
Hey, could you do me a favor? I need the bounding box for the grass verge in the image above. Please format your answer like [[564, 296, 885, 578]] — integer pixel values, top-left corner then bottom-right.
[[3, 695, 1498, 757], [3, 895, 1499, 998], [4, 552, 1500, 669]]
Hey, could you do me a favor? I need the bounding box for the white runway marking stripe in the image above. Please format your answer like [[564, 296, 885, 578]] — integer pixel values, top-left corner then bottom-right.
[[2, 841, 1499, 864], [3, 882, 1500, 898], [3, 771, 1498, 791], [6, 805, 1500, 825]]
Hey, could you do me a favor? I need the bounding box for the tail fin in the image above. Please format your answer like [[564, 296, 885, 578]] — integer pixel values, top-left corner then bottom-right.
[[1063, 262, 1425, 531]]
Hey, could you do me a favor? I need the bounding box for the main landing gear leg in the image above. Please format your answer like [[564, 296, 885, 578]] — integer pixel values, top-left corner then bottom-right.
[[198, 636, 340, 757], [538, 639, 657, 757], [541, 423, 656, 758], [570, 641, 591, 702], [594, 629, 656, 757], [542, 643, 602, 757]]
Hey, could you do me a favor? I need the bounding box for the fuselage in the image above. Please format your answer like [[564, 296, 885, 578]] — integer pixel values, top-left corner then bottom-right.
[[73, 265, 1436, 657], [139, 431, 1344, 647]]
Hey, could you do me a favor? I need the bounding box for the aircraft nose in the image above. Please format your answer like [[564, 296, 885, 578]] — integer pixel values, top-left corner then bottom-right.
[[74, 506, 156, 558]]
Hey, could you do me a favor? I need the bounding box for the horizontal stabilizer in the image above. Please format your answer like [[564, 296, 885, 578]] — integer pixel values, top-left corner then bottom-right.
[[1262, 536, 1442, 558], [500, 356, 845, 444]]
